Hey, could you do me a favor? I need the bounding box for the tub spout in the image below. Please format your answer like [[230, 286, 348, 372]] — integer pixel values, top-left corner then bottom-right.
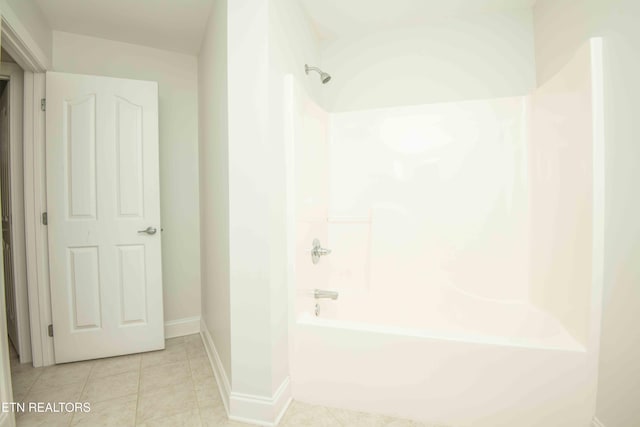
[[314, 289, 339, 300]]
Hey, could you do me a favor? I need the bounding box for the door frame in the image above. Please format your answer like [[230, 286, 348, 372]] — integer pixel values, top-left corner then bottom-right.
[[0, 61, 31, 364], [0, 213, 15, 426], [1, 11, 53, 368]]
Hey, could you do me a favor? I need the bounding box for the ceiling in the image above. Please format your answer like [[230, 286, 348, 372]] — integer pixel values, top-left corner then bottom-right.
[[33, 0, 536, 53], [35, 0, 214, 54], [299, 0, 537, 40]]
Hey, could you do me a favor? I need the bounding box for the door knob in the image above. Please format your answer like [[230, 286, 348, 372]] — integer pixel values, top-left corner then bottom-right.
[[137, 226, 157, 235]]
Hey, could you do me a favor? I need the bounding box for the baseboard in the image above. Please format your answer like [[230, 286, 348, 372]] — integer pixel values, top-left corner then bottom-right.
[[228, 378, 292, 426], [200, 318, 231, 414], [592, 417, 606, 427], [199, 318, 292, 426], [164, 316, 201, 339]]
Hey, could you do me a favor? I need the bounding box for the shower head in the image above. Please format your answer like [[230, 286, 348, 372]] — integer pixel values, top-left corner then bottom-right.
[[305, 64, 331, 84]]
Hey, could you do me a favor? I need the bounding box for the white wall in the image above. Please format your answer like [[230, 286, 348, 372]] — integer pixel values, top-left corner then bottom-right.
[[268, 0, 323, 396], [534, 1, 640, 425], [199, 0, 289, 411], [320, 8, 536, 112], [198, 0, 323, 420], [225, 0, 275, 400], [52, 31, 201, 325], [198, 0, 231, 384]]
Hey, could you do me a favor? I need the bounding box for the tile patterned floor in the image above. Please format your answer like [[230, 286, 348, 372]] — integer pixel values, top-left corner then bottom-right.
[[7, 334, 447, 427]]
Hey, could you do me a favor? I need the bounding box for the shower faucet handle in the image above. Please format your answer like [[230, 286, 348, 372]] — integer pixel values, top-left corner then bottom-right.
[[311, 238, 332, 264]]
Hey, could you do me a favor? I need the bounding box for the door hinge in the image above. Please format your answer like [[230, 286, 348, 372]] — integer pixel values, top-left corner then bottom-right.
[[48, 324, 54, 337], [42, 212, 48, 225], [41, 98, 46, 111]]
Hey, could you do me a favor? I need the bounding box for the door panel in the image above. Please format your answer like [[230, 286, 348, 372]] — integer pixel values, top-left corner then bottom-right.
[[46, 72, 163, 363], [117, 244, 147, 324], [115, 97, 144, 218], [0, 80, 18, 352], [65, 94, 97, 219], [68, 246, 101, 329]]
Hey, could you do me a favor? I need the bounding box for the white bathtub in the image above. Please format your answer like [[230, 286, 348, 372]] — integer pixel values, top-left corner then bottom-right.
[[290, 287, 595, 427], [286, 38, 604, 426]]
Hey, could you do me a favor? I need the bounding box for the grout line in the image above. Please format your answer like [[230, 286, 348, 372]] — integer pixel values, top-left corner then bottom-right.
[[186, 341, 198, 396], [189, 335, 208, 426], [16, 364, 45, 405], [136, 386, 196, 423], [135, 340, 195, 425], [134, 350, 143, 425], [139, 344, 188, 371], [324, 406, 344, 427], [71, 361, 95, 427], [190, 355, 204, 427]]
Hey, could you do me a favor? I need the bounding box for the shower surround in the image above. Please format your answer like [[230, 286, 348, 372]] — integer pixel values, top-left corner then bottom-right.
[[286, 39, 604, 427]]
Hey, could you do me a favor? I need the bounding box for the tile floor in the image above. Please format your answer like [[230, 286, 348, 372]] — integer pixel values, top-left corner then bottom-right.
[[8, 334, 446, 427]]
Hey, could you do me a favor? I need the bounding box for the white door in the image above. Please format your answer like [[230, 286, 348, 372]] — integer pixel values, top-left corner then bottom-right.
[[0, 80, 18, 352], [46, 72, 164, 363]]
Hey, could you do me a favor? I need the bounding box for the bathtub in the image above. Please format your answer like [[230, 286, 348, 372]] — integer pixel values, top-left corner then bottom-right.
[[290, 286, 595, 427], [285, 38, 603, 426]]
